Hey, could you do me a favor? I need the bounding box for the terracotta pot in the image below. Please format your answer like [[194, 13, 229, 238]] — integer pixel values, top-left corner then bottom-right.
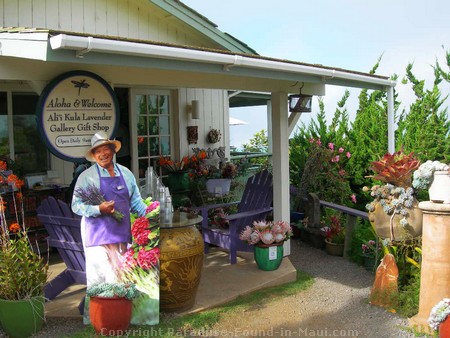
[[429, 170, 450, 204], [325, 239, 344, 256], [89, 296, 132, 335], [439, 315, 450, 338], [368, 197, 422, 241]]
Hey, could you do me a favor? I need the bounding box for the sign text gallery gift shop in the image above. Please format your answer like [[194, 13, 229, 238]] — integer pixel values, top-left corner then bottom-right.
[[36, 71, 119, 162]]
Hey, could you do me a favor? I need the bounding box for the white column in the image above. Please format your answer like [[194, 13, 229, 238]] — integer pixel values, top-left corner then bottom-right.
[[387, 86, 395, 154], [271, 92, 290, 255]]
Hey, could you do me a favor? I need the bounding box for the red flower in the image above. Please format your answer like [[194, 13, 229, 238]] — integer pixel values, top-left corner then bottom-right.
[[137, 247, 160, 270], [131, 217, 149, 238], [135, 229, 151, 246]]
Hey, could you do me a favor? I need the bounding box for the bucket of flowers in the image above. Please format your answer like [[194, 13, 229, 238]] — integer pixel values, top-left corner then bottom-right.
[[120, 197, 160, 325], [239, 220, 292, 271]]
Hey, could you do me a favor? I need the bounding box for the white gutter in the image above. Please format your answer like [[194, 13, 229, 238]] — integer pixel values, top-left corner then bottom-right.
[[50, 34, 396, 89]]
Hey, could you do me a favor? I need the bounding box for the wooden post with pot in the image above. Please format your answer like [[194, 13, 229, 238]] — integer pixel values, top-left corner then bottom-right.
[[409, 202, 450, 334]]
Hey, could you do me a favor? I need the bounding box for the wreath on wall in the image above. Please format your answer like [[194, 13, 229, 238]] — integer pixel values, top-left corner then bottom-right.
[[207, 129, 221, 144]]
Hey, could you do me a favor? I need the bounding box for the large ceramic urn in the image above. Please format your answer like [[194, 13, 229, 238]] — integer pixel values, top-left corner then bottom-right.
[[368, 197, 423, 241]]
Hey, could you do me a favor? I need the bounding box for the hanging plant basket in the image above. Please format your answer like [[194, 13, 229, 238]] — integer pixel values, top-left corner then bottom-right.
[[207, 129, 221, 144]]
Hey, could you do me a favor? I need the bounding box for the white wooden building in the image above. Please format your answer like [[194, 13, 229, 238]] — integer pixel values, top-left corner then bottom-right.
[[0, 0, 396, 235]]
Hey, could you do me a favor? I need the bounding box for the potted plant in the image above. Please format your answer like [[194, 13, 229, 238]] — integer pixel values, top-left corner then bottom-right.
[[361, 239, 382, 272], [428, 298, 450, 337], [320, 213, 345, 256], [205, 162, 238, 196], [86, 281, 139, 335], [239, 220, 292, 271], [0, 161, 49, 338], [413, 160, 450, 203], [364, 149, 422, 241]]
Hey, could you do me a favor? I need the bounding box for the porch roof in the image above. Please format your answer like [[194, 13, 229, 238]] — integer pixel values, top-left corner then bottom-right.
[[0, 28, 395, 95]]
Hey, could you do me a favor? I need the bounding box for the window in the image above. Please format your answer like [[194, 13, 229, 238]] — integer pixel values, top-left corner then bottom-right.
[[135, 93, 171, 178], [0, 91, 49, 175]]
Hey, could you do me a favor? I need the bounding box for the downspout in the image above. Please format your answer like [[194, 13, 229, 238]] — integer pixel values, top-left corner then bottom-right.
[[387, 86, 395, 153]]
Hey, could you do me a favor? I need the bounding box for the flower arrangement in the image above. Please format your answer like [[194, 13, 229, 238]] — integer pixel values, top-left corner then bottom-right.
[[0, 160, 48, 300], [74, 183, 124, 222], [158, 153, 207, 174], [239, 220, 292, 246], [207, 128, 221, 144], [86, 282, 138, 300], [320, 214, 345, 245], [412, 160, 449, 190], [123, 197, 160, 273], [428, 298, 450, 331]]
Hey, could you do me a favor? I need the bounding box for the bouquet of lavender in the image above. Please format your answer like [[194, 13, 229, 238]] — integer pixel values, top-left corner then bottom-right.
[[74, 184, 124, 222]]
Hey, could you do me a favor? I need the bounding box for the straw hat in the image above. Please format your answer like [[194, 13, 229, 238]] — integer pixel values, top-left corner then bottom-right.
[[85, 131, 121, 162]]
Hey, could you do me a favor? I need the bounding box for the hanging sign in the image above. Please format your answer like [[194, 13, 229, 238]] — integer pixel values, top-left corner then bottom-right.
[[36, 70, 119, 162]]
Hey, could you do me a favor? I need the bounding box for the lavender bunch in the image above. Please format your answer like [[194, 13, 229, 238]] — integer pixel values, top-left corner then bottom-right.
[[74, 184, 124, 222]]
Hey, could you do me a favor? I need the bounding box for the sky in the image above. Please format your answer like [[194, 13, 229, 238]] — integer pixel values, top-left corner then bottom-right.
[[182, 0, 450, 148]]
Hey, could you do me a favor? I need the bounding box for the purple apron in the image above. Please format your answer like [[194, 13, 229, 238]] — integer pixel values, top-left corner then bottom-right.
[[84, 165, 131, 247]]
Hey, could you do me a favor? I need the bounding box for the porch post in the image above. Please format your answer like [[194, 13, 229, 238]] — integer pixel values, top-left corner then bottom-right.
[[271, 92, 290, 254], [387, 86, 395, 154]]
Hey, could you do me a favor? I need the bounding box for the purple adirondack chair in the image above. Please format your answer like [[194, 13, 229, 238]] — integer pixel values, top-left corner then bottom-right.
[[195, 169, 273, 264], [37, 196, 85, 313]]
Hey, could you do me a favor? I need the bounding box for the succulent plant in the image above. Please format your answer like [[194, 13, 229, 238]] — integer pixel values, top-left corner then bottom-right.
[[86, 282, 138, 300], [368, 149, 420, 188]]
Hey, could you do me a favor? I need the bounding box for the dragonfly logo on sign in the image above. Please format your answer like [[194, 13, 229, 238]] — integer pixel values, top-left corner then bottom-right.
[[36, 71, 119, 162]]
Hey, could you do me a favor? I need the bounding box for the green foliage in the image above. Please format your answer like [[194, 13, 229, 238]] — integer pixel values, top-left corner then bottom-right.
[[396, 62, 450, 162], [0, 232, 48, 300], [241, 129, 270, 168]]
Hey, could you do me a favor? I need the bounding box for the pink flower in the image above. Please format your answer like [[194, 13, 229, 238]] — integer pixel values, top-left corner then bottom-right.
[[351, 194, 357, 203], [122, 249, 137, 270], [338, 147, 344, 153], [331, 155, 340, 163], [346, 151, 351, 158], [328, 143, 334, 150], [145, 201, 160, 214], [309, 138, 315, 143], [316, 139, 322, 146], [137, 247, 160, 270]]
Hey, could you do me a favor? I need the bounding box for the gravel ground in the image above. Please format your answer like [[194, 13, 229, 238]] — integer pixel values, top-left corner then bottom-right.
[[211, 238, 428, 338], [1, 238, 429, 337]]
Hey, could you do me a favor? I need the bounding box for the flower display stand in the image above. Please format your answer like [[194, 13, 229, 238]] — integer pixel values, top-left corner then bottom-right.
[[254, 242, 284, 271], [0, 296, 45, 338], [409, 202, 450, 334]]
